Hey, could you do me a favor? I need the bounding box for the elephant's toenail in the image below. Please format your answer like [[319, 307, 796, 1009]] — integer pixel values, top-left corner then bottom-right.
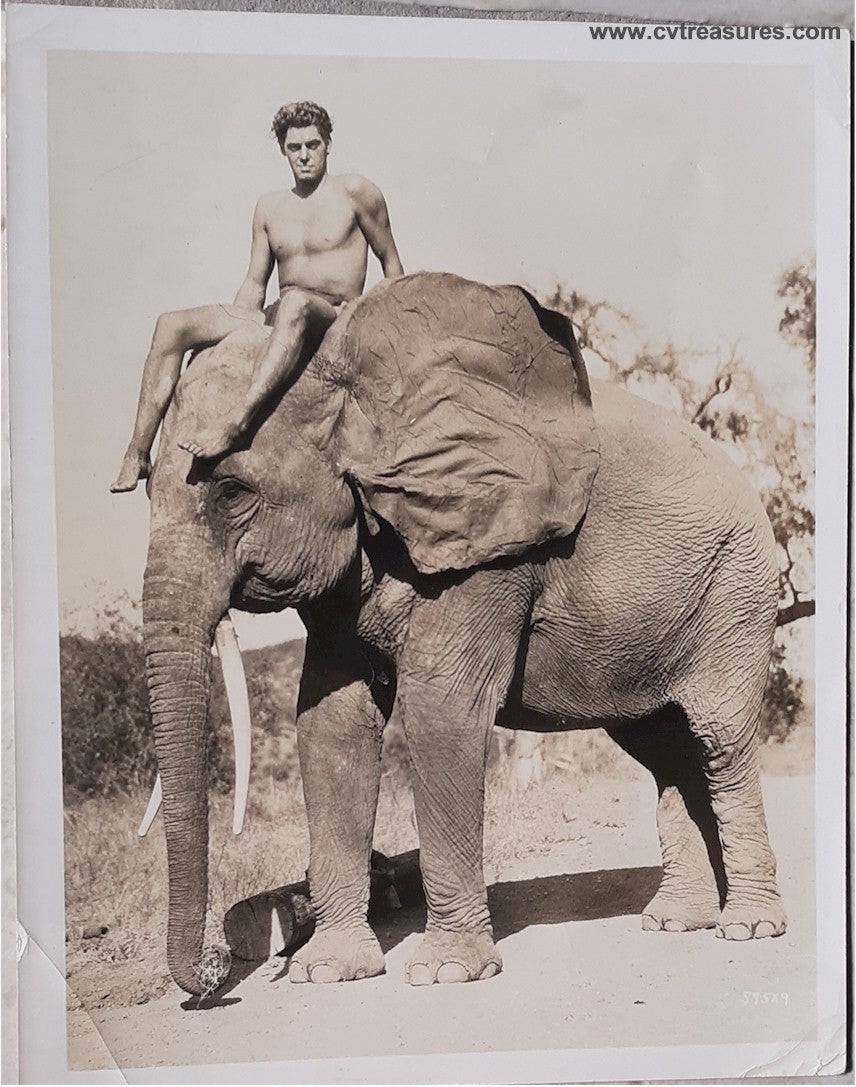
[[479, 962, 500, 980], [437, 962, 469, 984], [723, 923, 752, 941], [407, 964, 433, 986], [310, 963, 342, 984], [289, 962, 310, 983], [664, 919, 687, 932], [641, 914, 662, 932], [754, 921, 776, 939]]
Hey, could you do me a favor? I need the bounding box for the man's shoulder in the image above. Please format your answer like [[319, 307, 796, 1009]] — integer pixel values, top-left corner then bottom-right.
[[336, 173, 386, 207], [255, 189, 287, 210]]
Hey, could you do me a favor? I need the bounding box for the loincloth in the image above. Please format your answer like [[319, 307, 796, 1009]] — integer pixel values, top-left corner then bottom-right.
[[281, 285, 349, 308], [261, 286, 349, 328]]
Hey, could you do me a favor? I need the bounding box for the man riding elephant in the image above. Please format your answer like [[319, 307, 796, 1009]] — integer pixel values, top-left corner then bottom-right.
[[111, 100, 404, 492], [138, 272, 785, 995]]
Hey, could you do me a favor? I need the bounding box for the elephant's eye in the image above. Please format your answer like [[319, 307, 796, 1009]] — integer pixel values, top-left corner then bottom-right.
[[213, 477, 258, 518], [218, 478, 250, 499]]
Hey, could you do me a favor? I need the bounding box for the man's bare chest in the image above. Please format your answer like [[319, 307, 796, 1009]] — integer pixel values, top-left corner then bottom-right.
[[267, 191, 360, 258]]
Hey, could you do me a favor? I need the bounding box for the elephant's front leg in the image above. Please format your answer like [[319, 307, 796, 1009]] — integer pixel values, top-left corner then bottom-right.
[[400, 676, 500, 985], [398, 570, 533, 985], [289, 645, 388, 984]]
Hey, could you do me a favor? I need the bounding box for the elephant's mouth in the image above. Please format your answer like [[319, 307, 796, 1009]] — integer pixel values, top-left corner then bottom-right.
[[139, 615, 253, 839], [231, 565, 304, 613]]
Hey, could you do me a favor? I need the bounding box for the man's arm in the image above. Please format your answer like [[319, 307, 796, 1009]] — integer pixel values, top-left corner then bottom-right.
[[349, 177, 404, 278], [233, 197, 276, 309]]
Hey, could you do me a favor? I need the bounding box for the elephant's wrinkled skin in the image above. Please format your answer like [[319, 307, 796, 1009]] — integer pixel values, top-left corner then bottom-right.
[[143, 274, 785, 996]]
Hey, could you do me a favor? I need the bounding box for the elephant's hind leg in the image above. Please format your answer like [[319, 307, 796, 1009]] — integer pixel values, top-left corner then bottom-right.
[[608, 709, 724, 933], [677, 680, 786, 941]]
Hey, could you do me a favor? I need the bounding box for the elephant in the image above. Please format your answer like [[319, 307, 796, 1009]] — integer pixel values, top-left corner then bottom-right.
[[141, 272, 786, 996]]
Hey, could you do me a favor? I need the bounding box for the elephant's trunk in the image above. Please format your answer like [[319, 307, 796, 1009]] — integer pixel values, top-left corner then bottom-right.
[[142, 535, 232, 996]]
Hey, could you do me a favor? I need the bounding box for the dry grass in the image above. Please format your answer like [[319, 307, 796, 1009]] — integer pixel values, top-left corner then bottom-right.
[[64, 781, 312, 1011]]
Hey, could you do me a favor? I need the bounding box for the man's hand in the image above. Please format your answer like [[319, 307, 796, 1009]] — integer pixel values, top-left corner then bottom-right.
[[233, 196, 276, 310]]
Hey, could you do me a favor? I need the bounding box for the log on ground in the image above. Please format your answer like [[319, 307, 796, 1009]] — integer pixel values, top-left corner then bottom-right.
[[224, 849, 424, 962]]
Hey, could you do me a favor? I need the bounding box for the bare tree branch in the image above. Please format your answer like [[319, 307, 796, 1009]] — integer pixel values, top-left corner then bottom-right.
[[777, 600, 816, 626], [691, 370, 733, 425]]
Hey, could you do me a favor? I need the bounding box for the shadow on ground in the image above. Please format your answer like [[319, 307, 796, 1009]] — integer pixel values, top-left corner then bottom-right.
[[371, 864, 663, 953]]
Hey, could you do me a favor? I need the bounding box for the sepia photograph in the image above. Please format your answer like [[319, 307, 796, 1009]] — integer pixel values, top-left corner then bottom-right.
[[6, 5, 849, 1081]]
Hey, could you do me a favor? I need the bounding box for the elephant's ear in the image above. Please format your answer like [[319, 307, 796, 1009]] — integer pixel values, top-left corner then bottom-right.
[[317, 273, 599, 575]]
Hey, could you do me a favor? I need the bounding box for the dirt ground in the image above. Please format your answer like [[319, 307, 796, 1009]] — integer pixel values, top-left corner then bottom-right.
[[66, 774, 816, 1076]]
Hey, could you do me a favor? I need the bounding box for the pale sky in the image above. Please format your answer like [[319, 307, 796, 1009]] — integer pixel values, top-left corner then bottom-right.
[[47, 49, 814, 646]]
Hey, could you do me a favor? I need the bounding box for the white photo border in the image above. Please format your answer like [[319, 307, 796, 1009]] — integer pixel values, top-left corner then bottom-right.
[[6, 5, 850, 1081]]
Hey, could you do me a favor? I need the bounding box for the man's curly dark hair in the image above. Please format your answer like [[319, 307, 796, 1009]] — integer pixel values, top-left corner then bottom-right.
[[271, 101, 333, 149]]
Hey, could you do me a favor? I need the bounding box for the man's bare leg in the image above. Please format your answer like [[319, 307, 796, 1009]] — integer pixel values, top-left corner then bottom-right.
[[111, 304, 265, 492], [178, 290, 339, 460]]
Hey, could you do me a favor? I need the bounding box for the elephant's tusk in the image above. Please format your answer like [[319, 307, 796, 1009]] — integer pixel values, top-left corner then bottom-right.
[[138, 774, 163, 837], [215, 613, 252, 836]]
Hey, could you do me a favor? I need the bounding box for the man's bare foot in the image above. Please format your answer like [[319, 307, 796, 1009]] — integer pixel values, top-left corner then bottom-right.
[[110, 449, 152, 492], [177, 419, 242, 460]]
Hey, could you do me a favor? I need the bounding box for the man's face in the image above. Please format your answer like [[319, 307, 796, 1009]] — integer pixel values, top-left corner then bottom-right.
[[282, 124, 329, 184]]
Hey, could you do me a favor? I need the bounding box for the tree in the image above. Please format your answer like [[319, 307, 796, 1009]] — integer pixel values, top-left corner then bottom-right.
[[777, 259, 816, 380]]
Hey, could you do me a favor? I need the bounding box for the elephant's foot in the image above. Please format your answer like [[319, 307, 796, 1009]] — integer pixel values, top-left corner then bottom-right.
[[715, 897, 787, 940], [641, 889, 719, 932], [289, 924, 385, 984], [405, 929, 502, 986]]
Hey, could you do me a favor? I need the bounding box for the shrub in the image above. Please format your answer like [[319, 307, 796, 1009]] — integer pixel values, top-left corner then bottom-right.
[[60, 632, 156, 800]]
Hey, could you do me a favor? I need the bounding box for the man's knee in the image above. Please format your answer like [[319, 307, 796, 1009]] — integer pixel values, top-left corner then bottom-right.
[[153, 309, 194, 352], [277, 289, 315, 327]]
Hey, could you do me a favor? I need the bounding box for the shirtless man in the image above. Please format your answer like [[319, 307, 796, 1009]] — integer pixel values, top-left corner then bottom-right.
[[111, 101, 404, 492]]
